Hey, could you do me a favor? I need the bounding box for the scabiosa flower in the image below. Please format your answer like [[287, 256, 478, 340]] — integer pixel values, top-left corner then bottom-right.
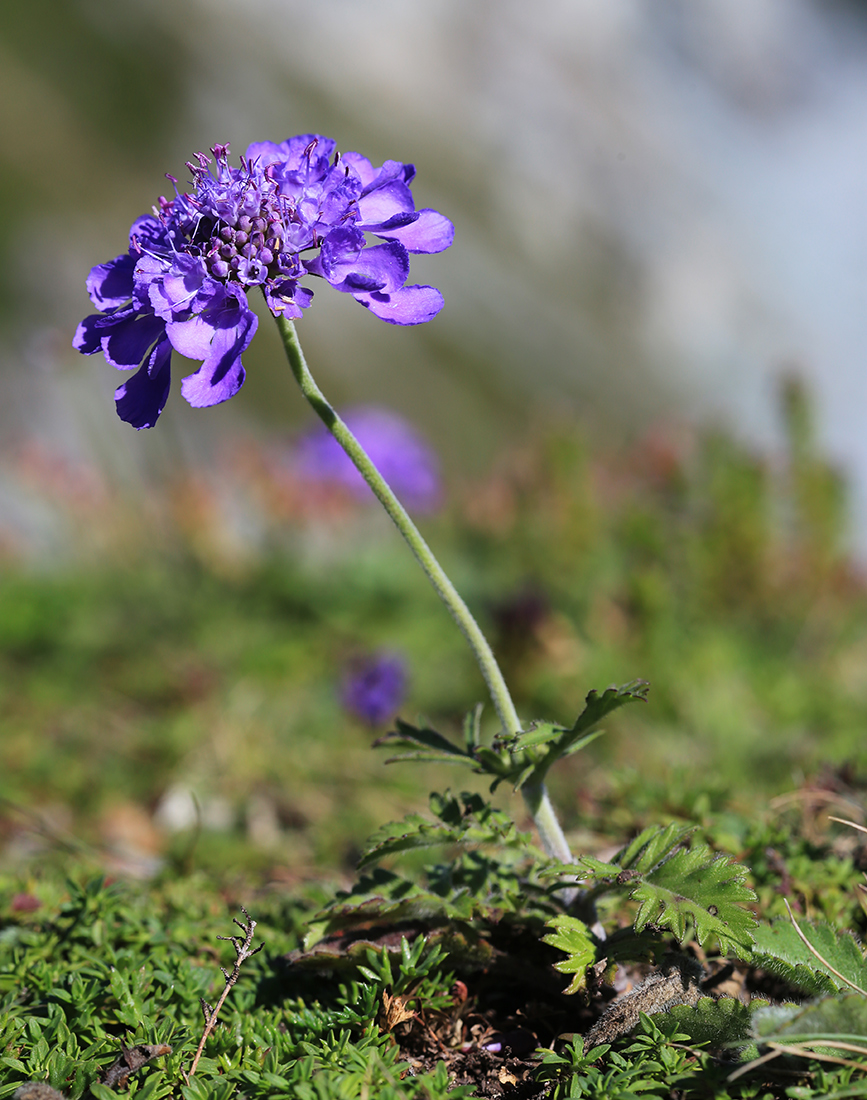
[[74, 136, 454, 430], [341, 652, 407, 726], [295, 405, 442, 513]]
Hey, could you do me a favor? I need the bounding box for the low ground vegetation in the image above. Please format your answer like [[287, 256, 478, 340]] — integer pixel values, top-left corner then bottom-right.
[[4, 385, 867, 1096]]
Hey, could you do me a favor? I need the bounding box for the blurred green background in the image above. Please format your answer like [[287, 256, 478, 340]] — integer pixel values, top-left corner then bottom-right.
[[1, 0, 866, 879]]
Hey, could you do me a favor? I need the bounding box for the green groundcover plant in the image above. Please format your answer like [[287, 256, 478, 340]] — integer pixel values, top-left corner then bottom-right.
[[4, 133, 867, 1098]]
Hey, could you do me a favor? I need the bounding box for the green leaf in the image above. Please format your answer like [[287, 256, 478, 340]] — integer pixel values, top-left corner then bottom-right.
[[0, 1057, 27, 1072], [562, 680, 649, 752], [374, 750, 477, 766], [751, 918, 867, 996], [660, 994, 765, 1049], [299, 867, 481, 951], [511, 763, 537, 793], [109, 965, 146, 1027], [463, 704, 483, 752], [471, 746, 513, 776], [541, 915, 598, 994], [501, 681, 646, 770], [507, 720, 568, 753], [374, 718, 471, 761], [753, 992, 867, 1044], [357, 791, 529, 868], [135, 1073, 175, 1099], [356, 812, 452, 866], [90, 1085, 120, 1100], [629, 852, 756, 957], [555, 823, 757, 957]]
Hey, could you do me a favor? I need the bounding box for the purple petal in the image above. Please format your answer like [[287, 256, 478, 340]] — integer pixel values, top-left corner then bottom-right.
[[372, 208, 455, 254], [101, 310, 166, 369], [263, 280, 312, 318], [243, 140, 289, 168], [165, 283, 250, 359], [114, 337, 172, 429], [128, 214, 170, 252], [343, 153, 413, 193], [142, 254, 211, 321], [161, 255, 210, 312], [314, 233, 409, 294], [317, 169, 364, 225], [340, 150, 378, 188], [355, 284, 444, 326], [357, 180, 415, 224], [246, 134, 336, 173], [180, 350, 246, 409], [175, 288, 257, 408], [86, 253, 136, 310], [73, 312, 107, 355]]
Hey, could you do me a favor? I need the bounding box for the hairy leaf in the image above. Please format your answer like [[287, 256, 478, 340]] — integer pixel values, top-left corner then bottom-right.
[[555, 823, 757, 957], [541, 915, 598, 994], [752, 919, 867, 996], [661, 994, 766, 1049]]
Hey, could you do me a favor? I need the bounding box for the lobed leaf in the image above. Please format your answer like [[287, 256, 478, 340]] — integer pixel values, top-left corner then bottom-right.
[[541, 915, 598, 994], [358, 791, 530, 869], [500, 682, 648, 786], [562, 680, 650, 752], [553, 823, 757, 957], [629, 844, 757, 956]]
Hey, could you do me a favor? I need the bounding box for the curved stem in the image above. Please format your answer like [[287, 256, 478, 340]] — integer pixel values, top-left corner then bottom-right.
[[521, 783, 574, 866], [275, 314, 572, 862], [275, 316, 520, 737]]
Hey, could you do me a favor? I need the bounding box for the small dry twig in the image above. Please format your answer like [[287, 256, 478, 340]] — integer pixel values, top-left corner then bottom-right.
[[102, 1042, 173, 1089], [186, 907, 262, 1078]]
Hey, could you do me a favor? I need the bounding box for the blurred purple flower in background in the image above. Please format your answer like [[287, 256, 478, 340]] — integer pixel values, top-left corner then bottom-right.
[[341, 652, 407, 726], [74, 136, 454, 429], [296, 405, 442, 512]]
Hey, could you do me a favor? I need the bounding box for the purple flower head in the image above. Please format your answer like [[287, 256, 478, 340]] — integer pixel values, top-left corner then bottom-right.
[[296, 405, 442, 512], [341, 652, 407, 726], [74, 137, 454, 429]]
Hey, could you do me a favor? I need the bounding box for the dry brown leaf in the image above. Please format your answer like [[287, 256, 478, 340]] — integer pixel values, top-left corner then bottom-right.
[[379, 990, 416, 1031]]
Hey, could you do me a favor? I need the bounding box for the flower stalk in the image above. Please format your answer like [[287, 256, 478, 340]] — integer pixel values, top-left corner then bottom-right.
[[72, 125, 575, 865], [275, 314, 573, 863]]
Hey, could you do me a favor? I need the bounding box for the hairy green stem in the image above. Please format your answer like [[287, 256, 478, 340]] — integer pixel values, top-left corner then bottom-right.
[[521, 783, 574, 866], [275, 314, 572, 863]]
